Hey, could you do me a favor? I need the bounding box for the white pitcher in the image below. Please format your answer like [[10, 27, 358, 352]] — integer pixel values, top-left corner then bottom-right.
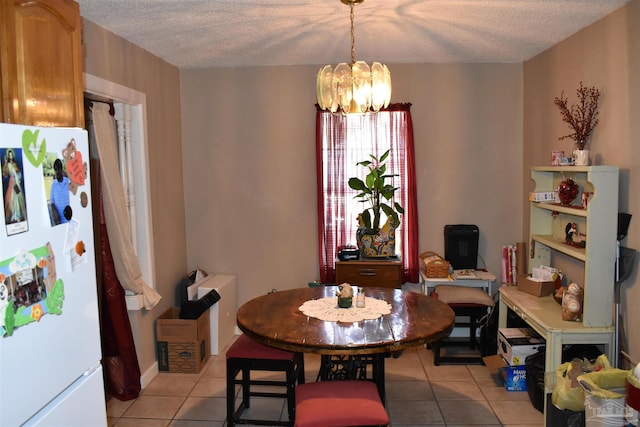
[[574, 149, 590, 166]]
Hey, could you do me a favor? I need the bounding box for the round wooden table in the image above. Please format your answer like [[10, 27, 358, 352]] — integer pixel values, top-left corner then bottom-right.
[[236, 286, 455, 401]]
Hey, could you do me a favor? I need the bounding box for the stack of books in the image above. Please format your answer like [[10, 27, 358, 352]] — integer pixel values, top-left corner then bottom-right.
[[501, 244, 518, 285]]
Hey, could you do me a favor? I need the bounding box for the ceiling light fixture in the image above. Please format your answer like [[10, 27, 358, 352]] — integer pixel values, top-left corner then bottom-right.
[[316, 0, 391, 115]]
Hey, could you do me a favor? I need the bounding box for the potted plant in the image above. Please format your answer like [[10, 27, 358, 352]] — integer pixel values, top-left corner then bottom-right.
[[553, 81, 601, 166], [348, 149, 404, 257]]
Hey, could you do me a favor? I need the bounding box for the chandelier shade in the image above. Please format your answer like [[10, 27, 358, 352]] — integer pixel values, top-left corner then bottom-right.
[[316, 0, 392, 114]]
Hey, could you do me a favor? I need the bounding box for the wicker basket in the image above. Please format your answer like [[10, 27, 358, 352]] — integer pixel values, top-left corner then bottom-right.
[[419, 251, 450, 278]]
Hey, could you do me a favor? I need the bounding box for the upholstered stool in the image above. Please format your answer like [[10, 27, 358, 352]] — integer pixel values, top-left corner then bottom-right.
[[431, 285, 495, 365], [294, 380, 389, 427], [226, 334, 305, 426]]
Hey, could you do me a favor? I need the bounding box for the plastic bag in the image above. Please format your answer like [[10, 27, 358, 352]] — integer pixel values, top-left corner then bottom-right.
[[627, 365, 640, 426], [578, 370, 627, 400], [552, 354, 612, 412], [578, 367, 629, 427], [629, 363, 640, 391]]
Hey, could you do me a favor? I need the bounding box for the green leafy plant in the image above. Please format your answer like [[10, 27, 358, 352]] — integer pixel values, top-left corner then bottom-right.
[[554, 81, 601, 150], [348, 149, 404, 231]]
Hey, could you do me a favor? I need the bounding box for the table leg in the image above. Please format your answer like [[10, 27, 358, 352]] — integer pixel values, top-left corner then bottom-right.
[[317, 354, 387, 403], [372, 353, 386, 403]]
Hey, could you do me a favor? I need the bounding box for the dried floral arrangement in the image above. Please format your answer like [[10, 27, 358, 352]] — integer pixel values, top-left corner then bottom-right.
[[553, 82, 601, 150]]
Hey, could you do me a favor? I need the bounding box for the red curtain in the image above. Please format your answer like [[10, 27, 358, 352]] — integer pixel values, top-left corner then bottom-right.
[[97, 172, 141, 401], [316, 103, 419, 284]]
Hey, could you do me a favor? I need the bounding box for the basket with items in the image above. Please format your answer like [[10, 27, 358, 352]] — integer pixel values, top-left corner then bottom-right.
[[419, 251, 451, 278]]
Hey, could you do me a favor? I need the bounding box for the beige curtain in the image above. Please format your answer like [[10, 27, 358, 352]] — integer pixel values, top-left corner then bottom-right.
[[91, 102, 161, 310]]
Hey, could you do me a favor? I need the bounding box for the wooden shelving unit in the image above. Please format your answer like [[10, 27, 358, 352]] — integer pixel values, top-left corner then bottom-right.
[[499, 165, 619, 425]]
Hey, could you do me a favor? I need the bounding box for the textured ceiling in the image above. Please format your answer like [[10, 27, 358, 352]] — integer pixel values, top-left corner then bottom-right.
[[76, 0, 630, 69]]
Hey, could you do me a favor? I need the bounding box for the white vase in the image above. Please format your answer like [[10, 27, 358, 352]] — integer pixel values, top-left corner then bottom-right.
[[574, 149, 590, 166]]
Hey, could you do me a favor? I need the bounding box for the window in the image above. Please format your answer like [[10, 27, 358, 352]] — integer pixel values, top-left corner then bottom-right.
[[84, 74, 155, 308], [316, 104, 419, 284]]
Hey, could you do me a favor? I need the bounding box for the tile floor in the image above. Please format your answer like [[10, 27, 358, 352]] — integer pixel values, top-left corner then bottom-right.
[[106, 338, 544, 427]]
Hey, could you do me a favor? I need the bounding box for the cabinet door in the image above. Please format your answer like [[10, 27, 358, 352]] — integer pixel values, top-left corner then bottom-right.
[[0, 0, 84, 127]]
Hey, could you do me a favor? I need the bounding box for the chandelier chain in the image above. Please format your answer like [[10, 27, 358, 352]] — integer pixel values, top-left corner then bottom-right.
[[350, 3, 355, 65]]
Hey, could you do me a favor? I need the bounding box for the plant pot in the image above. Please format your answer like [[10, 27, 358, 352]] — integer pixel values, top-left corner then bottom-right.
[[356, 219, 397, 258], [337, 296, 352, 308]]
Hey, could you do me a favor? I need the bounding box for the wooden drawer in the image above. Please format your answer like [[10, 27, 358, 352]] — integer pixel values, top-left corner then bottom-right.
[[335, 260, 402, 289]]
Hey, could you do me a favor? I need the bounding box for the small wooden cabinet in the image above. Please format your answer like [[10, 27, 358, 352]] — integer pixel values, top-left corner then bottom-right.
[[0, 0, 84, 127], [335, 258, 402, 289]]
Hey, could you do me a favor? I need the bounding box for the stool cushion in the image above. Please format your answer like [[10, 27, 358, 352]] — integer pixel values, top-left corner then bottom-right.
[[226, 334, 295, 360], [434, 285, 494, 307], [295, 380, 389, 427]]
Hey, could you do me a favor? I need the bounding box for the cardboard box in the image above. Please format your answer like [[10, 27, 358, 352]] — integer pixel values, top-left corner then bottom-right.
[[504, 364, 527, 391], [516, 275, 555, 297], [157, 307, 210, 373], [498, 328, 545, 366], [482, 354, 527, 391], [529, 191, 557, 202]]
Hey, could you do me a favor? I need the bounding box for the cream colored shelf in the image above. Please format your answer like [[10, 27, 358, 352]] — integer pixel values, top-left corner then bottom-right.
[[500, 286, 614, 336], [531, 166, 618, 173], [499, 285, 615, 375], [528, 165, 618, 327], [531, 234, 586, 261], [503, 165, 619, 427], [532, 201, 587, 217]]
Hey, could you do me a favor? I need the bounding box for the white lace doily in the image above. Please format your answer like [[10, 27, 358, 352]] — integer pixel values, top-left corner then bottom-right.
[[298, 297, 392, 323]]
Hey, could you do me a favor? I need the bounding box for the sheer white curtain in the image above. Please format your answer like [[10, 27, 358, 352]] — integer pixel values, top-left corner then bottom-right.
[[91, 102, 161, 310], [316, 103, 419, 284]]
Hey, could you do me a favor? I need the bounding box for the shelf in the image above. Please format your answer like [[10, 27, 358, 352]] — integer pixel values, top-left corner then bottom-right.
[[500, 286, 614, 333], [532, 202, 587, 217], [499, 285, 616, 427], [531, 234, 586, 261], [509, 165, 619, 427], [529, 165, 618, 327], [531, 165, 619, 173]]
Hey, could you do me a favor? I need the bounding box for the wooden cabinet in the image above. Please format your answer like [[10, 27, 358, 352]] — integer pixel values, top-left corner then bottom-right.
[[499, 165, 619, 426], [335, 259, 402, 289], [0, 0, 84, 127]]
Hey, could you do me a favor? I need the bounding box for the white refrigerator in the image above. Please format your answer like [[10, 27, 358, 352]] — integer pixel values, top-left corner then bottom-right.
[[0, 123, 107, 426]]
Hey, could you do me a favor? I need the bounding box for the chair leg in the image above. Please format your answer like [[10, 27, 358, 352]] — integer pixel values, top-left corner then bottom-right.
[[433, 340, 441, 366], [226, 355, 304, 427], [431, 305, 489, 365], [469, 312, 477, 349], [227, 364, 238, 427], [296, 353, 306, 385], [286, 362, 296, 421], [241, 367, 251, 409]]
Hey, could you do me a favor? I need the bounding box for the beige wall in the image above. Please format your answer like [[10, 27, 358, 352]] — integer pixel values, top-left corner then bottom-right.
[[523, 0, 640, 365], [82, 20, 188, 374], [80, 0, 640, 379], [180, 63, 523, 305]]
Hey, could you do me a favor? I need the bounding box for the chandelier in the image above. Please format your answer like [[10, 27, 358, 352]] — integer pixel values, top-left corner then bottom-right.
[[316, 0, 392, 114]]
